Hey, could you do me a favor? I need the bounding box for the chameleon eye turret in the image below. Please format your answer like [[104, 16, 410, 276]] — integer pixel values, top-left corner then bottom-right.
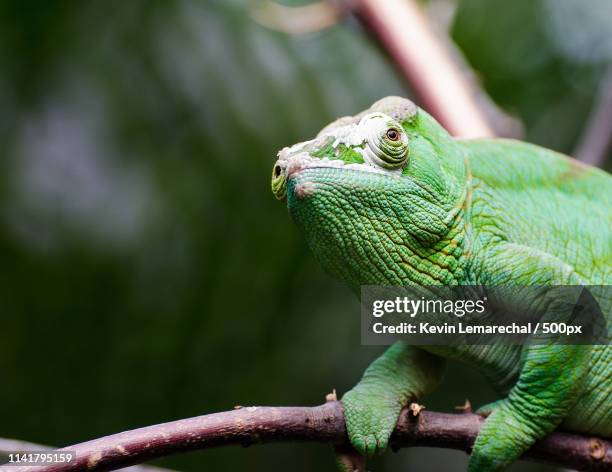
[[360, 112, 409, 169], [271, 161, 287, 201]]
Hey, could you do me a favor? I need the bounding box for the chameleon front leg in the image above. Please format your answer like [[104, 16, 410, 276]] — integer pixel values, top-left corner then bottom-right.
[[340, 342, 445, 460]]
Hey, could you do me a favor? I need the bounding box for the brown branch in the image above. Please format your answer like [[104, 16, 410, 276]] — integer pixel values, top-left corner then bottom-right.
[[4, 401, 610, 472], [575, 66, 612, 167], [341, 0, 495, 139]]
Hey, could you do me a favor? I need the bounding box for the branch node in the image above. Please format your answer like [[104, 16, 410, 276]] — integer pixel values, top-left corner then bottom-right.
[[455, 399, 473, 414], [326, 389, 338, 403], [589, 438, 606, 460], [408, 403, 425, 417]]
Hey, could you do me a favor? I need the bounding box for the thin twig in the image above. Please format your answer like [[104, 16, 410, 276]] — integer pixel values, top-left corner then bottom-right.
[[2, 402, 609, 472], [575, 67, 612, 167], [342, 0, 495, 139], [250, 1, 344, 35]]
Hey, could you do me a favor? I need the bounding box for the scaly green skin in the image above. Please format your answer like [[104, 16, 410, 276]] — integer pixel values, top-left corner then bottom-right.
[[271, 97, 611, 471]]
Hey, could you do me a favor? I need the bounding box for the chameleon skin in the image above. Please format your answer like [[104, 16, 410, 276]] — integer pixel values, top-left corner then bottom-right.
[[271, 97, 611, 471]]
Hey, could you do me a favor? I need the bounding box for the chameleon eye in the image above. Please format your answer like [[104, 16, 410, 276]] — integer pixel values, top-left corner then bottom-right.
[[359, 113, 409, 169], [386, 128, 400, 141]]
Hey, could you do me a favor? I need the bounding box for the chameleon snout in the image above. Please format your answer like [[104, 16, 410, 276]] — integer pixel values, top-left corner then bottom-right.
[[272, 149, 313, 201]]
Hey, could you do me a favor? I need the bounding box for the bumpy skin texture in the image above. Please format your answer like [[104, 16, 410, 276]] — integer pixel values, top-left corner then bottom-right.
[[271, 97, 611, 471]]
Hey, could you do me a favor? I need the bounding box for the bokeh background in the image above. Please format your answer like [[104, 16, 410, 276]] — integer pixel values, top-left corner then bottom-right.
[[1, 0, 610, 471]]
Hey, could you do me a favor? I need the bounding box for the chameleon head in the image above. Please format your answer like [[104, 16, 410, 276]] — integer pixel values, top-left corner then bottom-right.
[[271, 96, 468, 287], [271, 97, 415, 201]]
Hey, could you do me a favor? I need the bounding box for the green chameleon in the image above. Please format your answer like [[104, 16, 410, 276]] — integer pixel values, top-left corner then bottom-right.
[[270, 97, 611, 471]]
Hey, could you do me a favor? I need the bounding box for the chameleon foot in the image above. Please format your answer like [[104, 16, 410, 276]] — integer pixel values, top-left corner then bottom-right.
[[340, 385, 401, 459]]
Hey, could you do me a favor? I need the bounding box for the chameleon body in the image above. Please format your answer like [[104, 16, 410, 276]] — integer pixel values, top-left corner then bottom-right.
[[271, 97, 611, 471]]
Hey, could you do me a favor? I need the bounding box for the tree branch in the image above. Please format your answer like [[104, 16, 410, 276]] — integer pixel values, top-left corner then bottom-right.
[[342, 0, 496, 139], [5, 401, 610, 472], [575, 66, 612, 167], [252, 0, 504, 138]]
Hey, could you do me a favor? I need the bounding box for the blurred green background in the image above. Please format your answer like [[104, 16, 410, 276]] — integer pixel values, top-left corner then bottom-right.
[[1, 0, 610, 471]]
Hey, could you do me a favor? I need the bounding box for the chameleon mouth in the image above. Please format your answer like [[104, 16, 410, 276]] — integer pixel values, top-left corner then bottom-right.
[[271, 151, 399, 201]]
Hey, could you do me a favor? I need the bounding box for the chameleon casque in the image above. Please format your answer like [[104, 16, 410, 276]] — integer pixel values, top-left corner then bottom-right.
[[270, 97, 611, 471]]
